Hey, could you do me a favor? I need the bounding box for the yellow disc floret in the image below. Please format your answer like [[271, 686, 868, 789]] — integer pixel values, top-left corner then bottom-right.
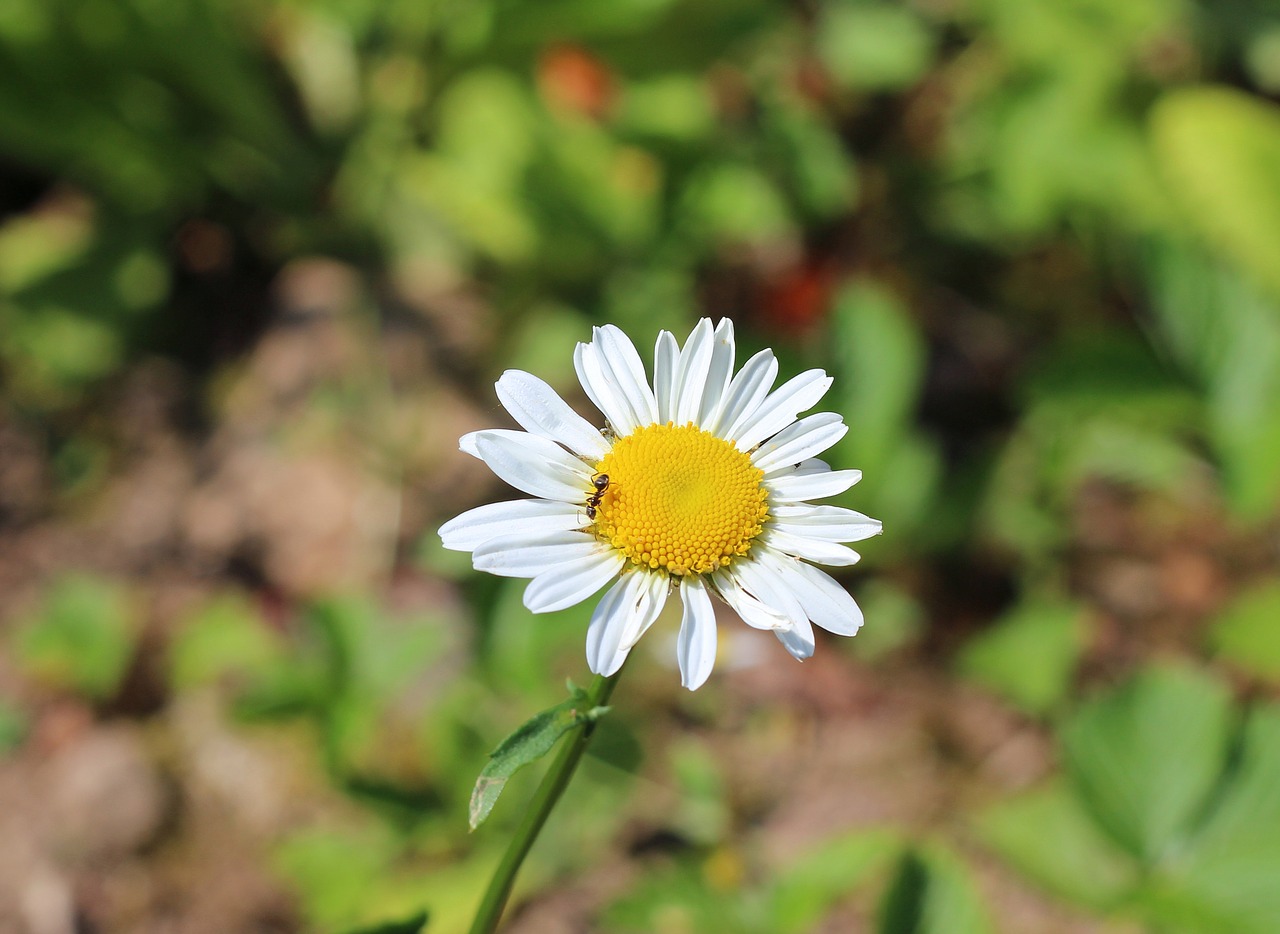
[[591, 422, 769, 576]]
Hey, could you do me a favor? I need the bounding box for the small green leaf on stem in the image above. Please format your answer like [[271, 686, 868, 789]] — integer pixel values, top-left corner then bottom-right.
[[469, 686, 610, 830]]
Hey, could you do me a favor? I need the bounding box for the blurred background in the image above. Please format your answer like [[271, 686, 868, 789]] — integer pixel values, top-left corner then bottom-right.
[[2, 0, 1280, 931]]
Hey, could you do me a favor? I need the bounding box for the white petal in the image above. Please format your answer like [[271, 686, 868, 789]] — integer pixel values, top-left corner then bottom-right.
[[771, 505, 883, 542], [674, 318, 714, 426], [729, 369, 833, 452], [794, 458, 832, 475], [439, 499, 587, 552], [523, 550, 626, 613], [586, 574, 642, 674], [599, 323, 660, 422], [697, 318, 736, 430], [775, 618, 816, 660], [575, 341, 637, 435], [653, 330, 679, 423], [627, 572, 670, 649], [750, 548, 864, 637], [728, 556, 809, 629], [787, 559, 864, 636], [761, 527, 862, 566], [765, 467, 863, 502], [711, 568, 789, 631], [595, 325, 658, 428], [472, 430, 593, 502], [495, 370, 610, 460], [708, 348, 777, 438], [751, 412, 848, 472], [459, 431, 483, 458], [473, 530, 607, 578], [677, 576, 717, 690], [585, 571, 668, 676]]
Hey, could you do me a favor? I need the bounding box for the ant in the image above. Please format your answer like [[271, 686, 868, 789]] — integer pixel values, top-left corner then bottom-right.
[[585, 473, 610, 520]]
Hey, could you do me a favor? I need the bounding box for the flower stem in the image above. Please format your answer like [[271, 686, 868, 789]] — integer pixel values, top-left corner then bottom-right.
[[467, 671, 623, 934]]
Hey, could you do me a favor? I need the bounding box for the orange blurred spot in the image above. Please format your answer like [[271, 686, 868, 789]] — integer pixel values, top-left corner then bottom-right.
[[761, 259, 836, 334], [537, 44, 616, 120]]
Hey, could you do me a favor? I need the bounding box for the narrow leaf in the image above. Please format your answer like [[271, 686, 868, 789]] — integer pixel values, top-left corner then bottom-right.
[[469, 687, 609, 830]]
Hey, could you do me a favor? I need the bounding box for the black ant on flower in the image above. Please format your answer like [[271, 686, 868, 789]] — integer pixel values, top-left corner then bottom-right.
[[585, 473, 609, 520]]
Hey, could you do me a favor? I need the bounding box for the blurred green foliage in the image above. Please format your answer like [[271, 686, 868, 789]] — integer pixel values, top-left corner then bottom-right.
[[0, 700, 26, 756], [980, 666, 1280, 933], [12, 574, 138, 699], [4, 0, 1280, 930], [603, 828, 905, 933], [1209, 582, 1280, 681], [957, 597, 1085, 715]]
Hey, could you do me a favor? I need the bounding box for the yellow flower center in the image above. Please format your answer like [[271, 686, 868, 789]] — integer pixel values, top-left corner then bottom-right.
[[591, 422, 769, 576]]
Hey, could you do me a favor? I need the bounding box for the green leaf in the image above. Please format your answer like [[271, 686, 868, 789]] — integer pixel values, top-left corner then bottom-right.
[[274, 827, 400, 931], [617, 75, 715, 141], [14, 574, 137, 700], [342, 910, 430, 934], [1152, 706, 1280, 934], [482, 578, 594, 700], [0, 700, 26, 756], [667, 739, 730, 845], [846, 581, 925, 661], [600, 858, 750, 934], [829, 280, 939, 532], [679, 163, 794, 244], [832, 280, 924, 477], [469, 684, 609, 830], [817, 3, 934, 92], [765, 103, 858, 220], [1144, 243, 1280, 517], [1061, 665, 1233, 864], [975, 780, 1139, 910], [1210, 582, 1280, 680], [958, 599, 1085, 715], [768, 829, 902, 934], [168, 592, 284, 690], [1151, 87, 1280, 300], [877, 844, 993, 934]]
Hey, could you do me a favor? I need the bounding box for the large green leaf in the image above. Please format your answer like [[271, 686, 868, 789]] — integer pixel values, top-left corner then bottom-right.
[[1061, 666, 1233, 864], [833, 281, 923, 475], [975, 780, 1138, 911], [1138, 707, 1280, 933], [1144, 241, 1280, 518], [957, 598, 1085, 715], [831, 281, 939, 531], [876, 844, 993, 934], [1151, 87, 1280, 300]]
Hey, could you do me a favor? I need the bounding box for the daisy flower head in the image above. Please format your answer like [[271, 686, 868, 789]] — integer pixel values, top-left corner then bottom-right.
[[440, 319, 881, 690]]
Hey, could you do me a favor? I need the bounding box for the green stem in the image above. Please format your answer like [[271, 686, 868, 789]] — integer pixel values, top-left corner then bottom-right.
[[467, 671, 623, 934]]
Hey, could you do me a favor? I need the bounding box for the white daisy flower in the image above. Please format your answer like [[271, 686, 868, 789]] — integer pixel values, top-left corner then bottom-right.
[[440, 319, 881, 690]]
